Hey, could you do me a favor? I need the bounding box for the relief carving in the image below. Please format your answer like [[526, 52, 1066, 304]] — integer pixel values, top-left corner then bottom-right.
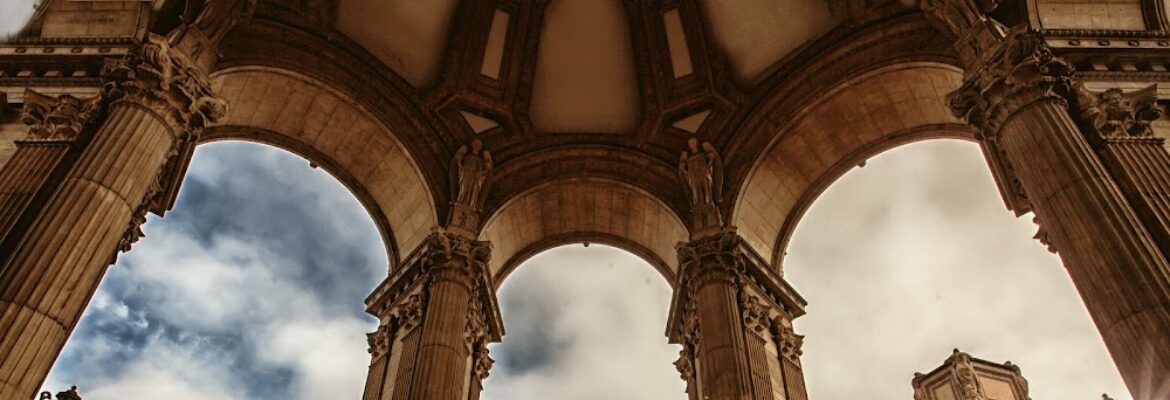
[[739, 293, 772, 337], [21, 89, 103, 142], [678, 138, 724, 235], [394, 294, 426, 334], [774, 324, 804, 365]]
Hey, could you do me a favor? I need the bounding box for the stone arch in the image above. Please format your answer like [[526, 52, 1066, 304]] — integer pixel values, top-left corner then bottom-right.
[[733, 62, 978, 269], [207, 66, 438, 266], [479, 178, 689, 288]]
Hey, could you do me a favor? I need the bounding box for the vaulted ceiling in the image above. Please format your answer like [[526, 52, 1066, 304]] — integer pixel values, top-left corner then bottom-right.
[[221, 0, 956, 241]]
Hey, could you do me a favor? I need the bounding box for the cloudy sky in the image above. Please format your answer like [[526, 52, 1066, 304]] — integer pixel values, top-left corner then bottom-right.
[[0, 4, 1133, 399], [31, 139, 1131, 400]]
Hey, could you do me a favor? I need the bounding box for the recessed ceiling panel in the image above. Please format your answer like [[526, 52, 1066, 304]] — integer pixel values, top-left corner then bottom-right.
[[530, 0, 640, 134], [702, 0, 839, 81], [337, 0, 459, 87]]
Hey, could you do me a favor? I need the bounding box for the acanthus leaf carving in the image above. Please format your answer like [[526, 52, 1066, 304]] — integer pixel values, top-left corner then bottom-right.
[[367, 323, 393, 359], [393, 294, 426, 334], [21, 89, 103, 142], [422, 228, 492, 289], [1074, 85, 1163, 140], [739, 293, 772, 337], [775, 324, 804, 365], [100, 34, 227, 142]]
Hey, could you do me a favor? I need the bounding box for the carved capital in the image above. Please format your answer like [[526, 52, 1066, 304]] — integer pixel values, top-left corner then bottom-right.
[[472, 344, 494, 381], [367, 323, 393, 359], [950, 30, 1076, 136], [677, 229, 743, 288], [739, 293, 773, 337], [775, 325, 804, 365], [393, 294, 426, 333], [101, 34, 226, 142], [421, 228, 492, 288], [21, 89, 103, 142], [1073, 85, 1163, 140]]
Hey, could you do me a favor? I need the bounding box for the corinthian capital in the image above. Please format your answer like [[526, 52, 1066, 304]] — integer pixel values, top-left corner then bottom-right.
[[1074, 85, 1163, 139], [101, 34, 227, 141], [21, 89, 103, 142], [949, 29, 1075, 135], [677, 229, 743, 287]]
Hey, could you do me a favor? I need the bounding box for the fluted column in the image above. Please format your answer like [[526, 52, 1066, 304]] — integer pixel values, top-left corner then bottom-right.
[[0, 34, 225, 399], [1073, 86, 1170, 259], [948, 30, 1170, 398], [668, 230, 808, 400], [363, 230, 502, 400]]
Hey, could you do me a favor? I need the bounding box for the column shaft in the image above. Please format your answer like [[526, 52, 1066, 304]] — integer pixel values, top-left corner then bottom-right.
[[413, 274, 473, 400], [693, 278, 752, 398], [1096, 137, 1170, 260], [0, 103, 175, 399], [0, 141, 74, 253], [997, 98, 1170, 396]]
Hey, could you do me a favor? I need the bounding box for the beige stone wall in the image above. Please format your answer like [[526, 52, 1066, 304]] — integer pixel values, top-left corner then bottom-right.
[[479, 179, 688, 282], [210, 67, 437, 260], [1035, 0, 1146, 30], [38, 0, 150, 38], [733, 63, 966, 265]]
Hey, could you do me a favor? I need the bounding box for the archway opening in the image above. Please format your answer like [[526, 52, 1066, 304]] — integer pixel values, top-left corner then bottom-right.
[[40, 141, 389, 399], [783, 139, 1130, 398], [481, 244, 685, 399]]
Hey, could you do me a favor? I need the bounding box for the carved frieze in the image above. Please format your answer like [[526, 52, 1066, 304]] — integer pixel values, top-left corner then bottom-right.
[[20, 89, 102, 142]]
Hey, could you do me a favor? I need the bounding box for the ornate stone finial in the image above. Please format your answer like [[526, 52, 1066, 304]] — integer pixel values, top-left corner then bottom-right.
[[447, 139, 493, 237], [168, 0, 259, 70], [1075, 85, 1163, 139], [21, 89, 103, 142], [678, 137, 724, 237], [55, 386, 81, 400]]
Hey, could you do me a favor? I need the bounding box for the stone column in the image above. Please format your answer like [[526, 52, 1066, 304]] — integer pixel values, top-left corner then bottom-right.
[[949, 30, 1170, 399], [668, 230, 809, 400], [0, 91, 101, 255], [363, 230, 502, 400], [0, 35, 225, 399], [1073, 86, 1170, 258]]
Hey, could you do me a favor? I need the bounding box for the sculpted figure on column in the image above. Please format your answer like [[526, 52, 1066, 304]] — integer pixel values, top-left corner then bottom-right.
[[678, 137, 723, 235], [448, 139, 493, 236], [168, 0, 258, 68]]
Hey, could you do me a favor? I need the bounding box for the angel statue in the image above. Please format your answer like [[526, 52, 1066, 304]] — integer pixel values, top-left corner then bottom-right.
[[451, 139, 493, 209], [678, 138, 723, 231]]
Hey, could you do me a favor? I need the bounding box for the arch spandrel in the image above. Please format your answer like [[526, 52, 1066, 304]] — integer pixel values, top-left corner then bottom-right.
[[480, 179, 689, 286], [733, 63, 974, 267], [207, 67, 438, 264]]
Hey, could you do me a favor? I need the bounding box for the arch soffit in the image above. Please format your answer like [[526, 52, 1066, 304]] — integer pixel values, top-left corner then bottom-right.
[[207, 66, 439, 264], [479, 178, 689, 286], [732, 62, 977, 268]]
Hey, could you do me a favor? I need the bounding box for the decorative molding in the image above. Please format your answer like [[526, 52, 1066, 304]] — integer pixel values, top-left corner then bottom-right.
[[739, 293, 772, 337], [775, 324, 804, 365], [366, 323, 392, 359]]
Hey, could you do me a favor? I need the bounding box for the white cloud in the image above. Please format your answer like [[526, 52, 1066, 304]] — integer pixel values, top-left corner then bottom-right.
[[0, 0, 35, 37]]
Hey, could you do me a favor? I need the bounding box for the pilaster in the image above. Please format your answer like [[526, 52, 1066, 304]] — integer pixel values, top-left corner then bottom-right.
[[667, 229, 808, 400], [363, 229, 503, 400], [924, 2, 1170, 397]]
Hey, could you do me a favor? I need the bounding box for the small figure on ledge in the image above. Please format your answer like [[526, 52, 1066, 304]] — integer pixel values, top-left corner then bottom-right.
[[447, 139, 493, 237], [678, 137, 723, 237]]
